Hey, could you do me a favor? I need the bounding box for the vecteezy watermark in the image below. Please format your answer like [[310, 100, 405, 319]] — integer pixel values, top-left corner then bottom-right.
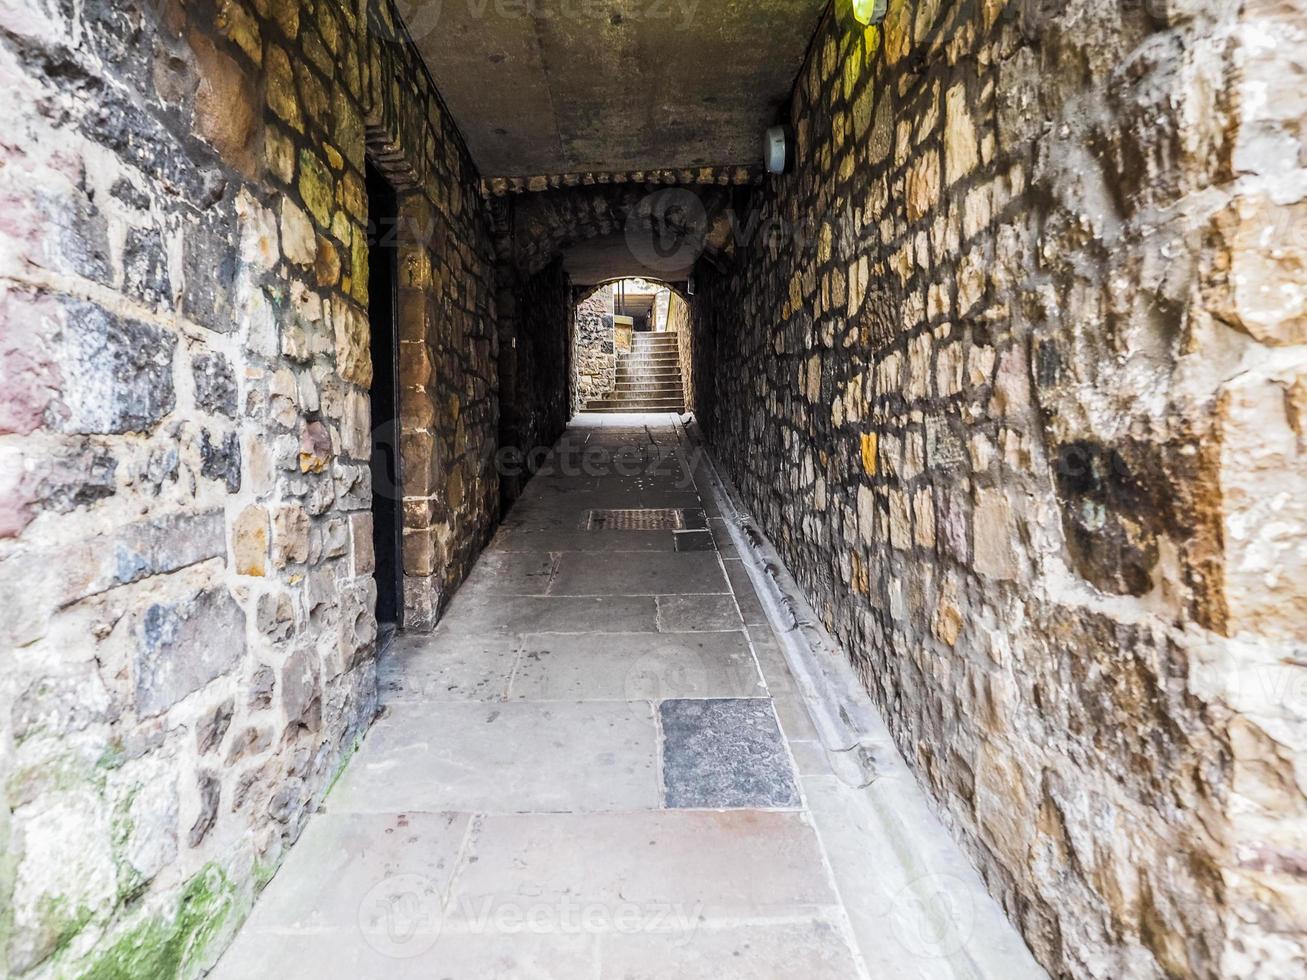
[[888, 872, 976, 960], [624, 187, 711, 276], [359, 873, 445, 958], [359, 876, 704, 958], [391, 0, 702, 42]]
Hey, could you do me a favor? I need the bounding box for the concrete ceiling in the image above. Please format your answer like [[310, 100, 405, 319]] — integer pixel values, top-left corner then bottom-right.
[[410, 0, 828, 178], [561, 231, 698, 285]]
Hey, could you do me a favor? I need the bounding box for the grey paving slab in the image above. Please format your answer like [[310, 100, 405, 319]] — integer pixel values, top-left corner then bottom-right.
[[487, 528, 679, 553], [721, 559, 769, 625], [549, 552, 730, 596], [508, 632, 764, 701], [772, 695, 820, 741], [330, 701, 660, 813], [238, 812, 470, 933], [379, 635, 519, 703], [707, 518, 740, 558], [214, 927, 597, 979], [788, 739, 836, 776], [660, 698, 801, 810], [436, 594, 660, 635], [655, 595, 744, 632], [218, 415, 1039, 980], [454, 810, 837, 921], [746, 630, 800, 695], [597, 919, 863, 980], [458, 550, 557, 595]]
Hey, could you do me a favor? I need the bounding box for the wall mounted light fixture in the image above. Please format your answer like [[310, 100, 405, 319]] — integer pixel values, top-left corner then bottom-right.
[[764, 125, 791, 175], [845, 0, 888, 27]]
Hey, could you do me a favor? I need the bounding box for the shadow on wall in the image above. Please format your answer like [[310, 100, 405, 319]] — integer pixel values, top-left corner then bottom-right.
[[497, 258, 573, 509]]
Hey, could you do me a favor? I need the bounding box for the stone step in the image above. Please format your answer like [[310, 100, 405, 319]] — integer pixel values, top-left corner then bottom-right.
[[621, 354, 681, 364], [586, 400, 685, 411], [618, 365, 682, 375], [614, 383, 684, 393], [619, 363, 681, 373]]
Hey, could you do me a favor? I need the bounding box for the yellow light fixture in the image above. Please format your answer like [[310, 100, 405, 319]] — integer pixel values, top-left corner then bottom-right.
[[850, 0, 887, 26]]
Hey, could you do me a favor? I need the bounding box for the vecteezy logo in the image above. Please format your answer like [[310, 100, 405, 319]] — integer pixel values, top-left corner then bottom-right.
[[889, 873, 975, 959], [358, 874, 443, 959], [624, 188, 709, 276]]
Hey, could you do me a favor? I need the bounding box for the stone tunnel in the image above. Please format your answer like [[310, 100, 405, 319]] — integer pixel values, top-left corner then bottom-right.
[[1, 0, 1306, 977]]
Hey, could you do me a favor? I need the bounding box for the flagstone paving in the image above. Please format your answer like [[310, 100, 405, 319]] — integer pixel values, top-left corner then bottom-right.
[[213, 414, 1044, 980]]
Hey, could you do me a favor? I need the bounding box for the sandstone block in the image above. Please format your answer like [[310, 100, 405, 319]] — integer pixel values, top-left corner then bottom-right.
[[973, 489, 1018, 580], [335, 303, 373, 387], [349, 513, 374, 576], [273, 505, 310, 566], [1206, 195, 1307, 346], [280, 199, 317, 267], [233, 504, 269, 576], [945, 83, 979, 184]]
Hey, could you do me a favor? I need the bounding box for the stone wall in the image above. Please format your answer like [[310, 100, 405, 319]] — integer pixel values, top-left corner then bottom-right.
[[0, 0, 497, 976], [574, 285, 616, 409], [497, 258, 573, 505], [691, 0, 1307, 976], [667, 291, 693, 412]]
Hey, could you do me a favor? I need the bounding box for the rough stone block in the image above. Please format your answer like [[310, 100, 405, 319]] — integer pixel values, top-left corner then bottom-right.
[[973, 489, 1018, 581], [233, 504, 269, 576], [52, 302, 176, 435], [134, 587, 247, 717], [280, 199, 317, 267], [192, 352, 238, 417]]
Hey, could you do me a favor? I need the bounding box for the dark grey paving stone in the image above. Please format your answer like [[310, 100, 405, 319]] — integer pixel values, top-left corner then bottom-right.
[[674, 530, 715, 552], [660, 698, 801, 809]]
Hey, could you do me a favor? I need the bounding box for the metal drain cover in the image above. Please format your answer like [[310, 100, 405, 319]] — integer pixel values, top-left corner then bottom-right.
[[582, 508, 686, 531]]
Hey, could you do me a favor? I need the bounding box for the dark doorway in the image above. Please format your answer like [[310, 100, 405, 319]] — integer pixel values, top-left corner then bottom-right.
[[366, 162, 403, 645]]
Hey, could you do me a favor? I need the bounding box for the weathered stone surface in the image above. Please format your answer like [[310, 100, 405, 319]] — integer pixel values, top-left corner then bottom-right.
[[190, 28, 262, 177], [0, 3, 503, 973], [188, 771, 221, 848], [233, 504, 269, 576], [134, 587, 247, 717], [280, 199, 317, 267], [51, 302, 176, 435], [297, 148, 333, 227], [192, 352, 238, 417], [197, 698, 235, 755], [281, 645, 322, 732], [333, 302, 371, 387], [687, 2, 1307, 975], [200, 428, 242, 493]]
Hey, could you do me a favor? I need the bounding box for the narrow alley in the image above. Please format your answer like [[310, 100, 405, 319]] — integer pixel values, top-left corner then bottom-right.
[[3, 1, 1306, 978]]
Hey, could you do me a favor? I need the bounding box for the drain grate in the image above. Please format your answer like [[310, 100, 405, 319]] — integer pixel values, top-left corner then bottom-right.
[[582, 508, 687, 531]]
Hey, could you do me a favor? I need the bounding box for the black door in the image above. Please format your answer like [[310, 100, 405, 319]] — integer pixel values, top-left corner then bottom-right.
[[366, 162, 403, 639]]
